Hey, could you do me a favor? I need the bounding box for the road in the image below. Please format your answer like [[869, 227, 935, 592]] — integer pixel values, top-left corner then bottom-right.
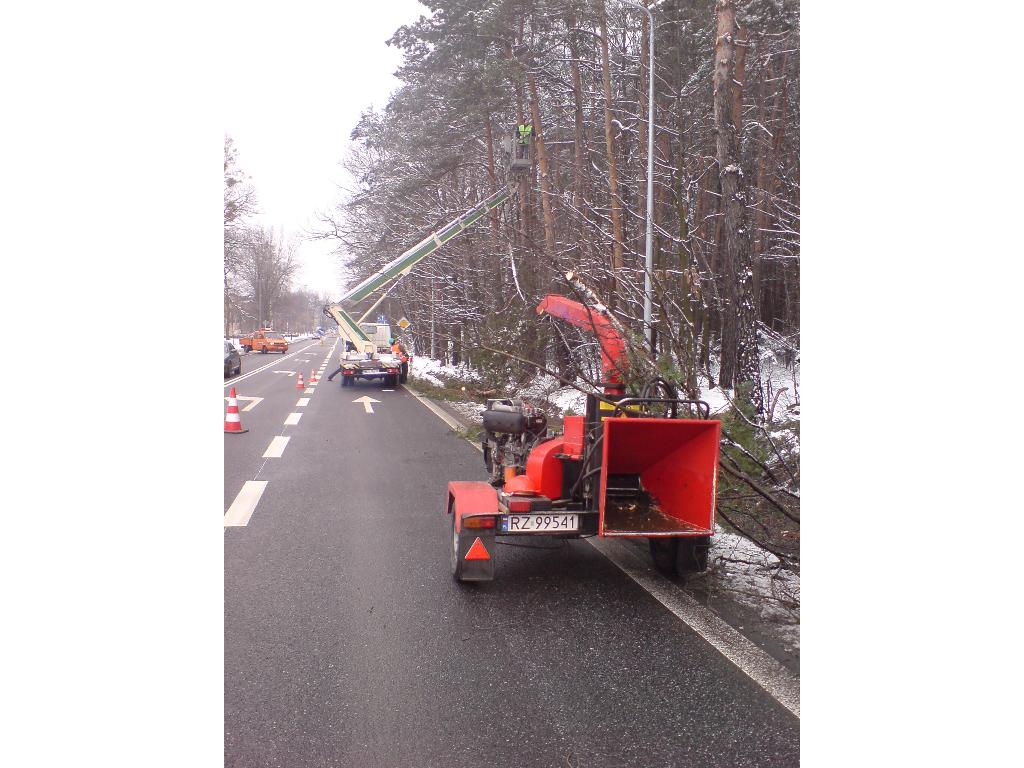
[[224, 342, 800, 767]]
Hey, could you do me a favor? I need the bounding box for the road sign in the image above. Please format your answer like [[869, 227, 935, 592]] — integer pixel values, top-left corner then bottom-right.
[[352, 396, 380, 414], [397, 317, 411, 330]]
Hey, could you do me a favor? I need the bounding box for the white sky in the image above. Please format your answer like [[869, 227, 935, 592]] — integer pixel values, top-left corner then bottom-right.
[[225, 1, 426, 298]]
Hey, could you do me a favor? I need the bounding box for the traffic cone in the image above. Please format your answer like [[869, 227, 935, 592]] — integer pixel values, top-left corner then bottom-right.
[[309, 369, 318, 383], [296, 373, 305, 389], [224, 387, 248, 434]]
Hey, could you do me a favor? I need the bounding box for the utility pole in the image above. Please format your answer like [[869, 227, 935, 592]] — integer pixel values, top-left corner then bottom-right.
[[611, 0, 658, 354], [430, 277, 436, 359]]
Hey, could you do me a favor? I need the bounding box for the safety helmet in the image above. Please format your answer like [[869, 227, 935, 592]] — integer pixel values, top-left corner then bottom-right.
[[389, 338, 395, 343]]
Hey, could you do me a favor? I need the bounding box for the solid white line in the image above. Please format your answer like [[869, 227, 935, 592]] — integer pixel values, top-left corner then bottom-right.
[[284, 412, 301, 426], [262, 436, 290, 458], [586, 537, 800, 718], [296, 397, 310, 407], [403, 382, 799, 718], [402, 384, 467, 434], [223, 341, 321, 389], [224, 481, 268, 527]]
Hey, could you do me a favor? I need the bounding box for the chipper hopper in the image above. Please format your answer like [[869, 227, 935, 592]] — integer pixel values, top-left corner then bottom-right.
[[445, 294, 720, 582]]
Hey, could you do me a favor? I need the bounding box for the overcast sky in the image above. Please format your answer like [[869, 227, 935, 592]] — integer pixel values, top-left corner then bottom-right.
[[225, 1, 426, 298]]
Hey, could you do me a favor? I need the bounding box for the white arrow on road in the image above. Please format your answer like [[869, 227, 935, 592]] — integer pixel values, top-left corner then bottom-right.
[[352, 396, 381, 414], [273, 370, 297, 377], [223, 395, 264, 413]]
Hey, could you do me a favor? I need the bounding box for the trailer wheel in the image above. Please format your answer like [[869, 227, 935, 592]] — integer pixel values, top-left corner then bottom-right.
[[677, 536, 711, 574], [649, 538, 680, 576], [449, 506, 467, 582]]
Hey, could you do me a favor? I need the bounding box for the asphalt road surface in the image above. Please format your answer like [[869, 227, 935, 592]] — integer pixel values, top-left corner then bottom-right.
[[224, 341, 800, 767]]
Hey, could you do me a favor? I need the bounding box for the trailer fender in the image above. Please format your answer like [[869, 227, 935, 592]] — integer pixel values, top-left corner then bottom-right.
[[447, 482, 498, 582]]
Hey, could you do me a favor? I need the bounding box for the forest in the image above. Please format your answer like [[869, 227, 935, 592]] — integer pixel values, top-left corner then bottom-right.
[[319, 0, 800, 567]]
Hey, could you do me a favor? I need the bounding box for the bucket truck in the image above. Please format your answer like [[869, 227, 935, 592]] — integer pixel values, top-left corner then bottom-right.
[[322, 126, 532, 388]]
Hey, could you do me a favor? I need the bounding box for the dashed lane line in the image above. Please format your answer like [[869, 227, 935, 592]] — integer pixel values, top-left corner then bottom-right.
[[224, 481, 268, 527], [400, 381, 800, 719], [224, 339, 335, 529], [296, 398, 310, 407], [262, 436, 290, 458]]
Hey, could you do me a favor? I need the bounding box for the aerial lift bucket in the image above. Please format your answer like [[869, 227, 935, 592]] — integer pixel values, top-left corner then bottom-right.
[[598, 418, 720, 537]]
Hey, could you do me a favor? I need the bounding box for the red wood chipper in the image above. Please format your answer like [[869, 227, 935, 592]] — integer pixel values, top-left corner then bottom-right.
[[446, 295, 721, 582]]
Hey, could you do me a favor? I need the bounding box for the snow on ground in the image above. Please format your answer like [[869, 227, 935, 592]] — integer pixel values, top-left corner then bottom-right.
[[700, 348, 800, 422], [409, 356, 481, 388], [705, 524, 800, 649], [517, 372, 588, 415]]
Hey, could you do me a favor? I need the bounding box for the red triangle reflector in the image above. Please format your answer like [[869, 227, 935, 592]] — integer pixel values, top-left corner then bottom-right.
[[465, 536, 490, 561]]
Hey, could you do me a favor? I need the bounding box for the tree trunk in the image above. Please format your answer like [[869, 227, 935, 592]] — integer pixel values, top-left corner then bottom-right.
[[527, 70, 557, 258], [713, 0, 760, 405]]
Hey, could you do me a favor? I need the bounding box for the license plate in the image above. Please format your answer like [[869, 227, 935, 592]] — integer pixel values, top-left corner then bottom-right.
[[501, 513, 579, 533]]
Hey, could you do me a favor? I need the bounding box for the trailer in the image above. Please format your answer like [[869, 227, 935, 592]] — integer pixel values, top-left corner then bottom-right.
[[447, 294, 721, 582]]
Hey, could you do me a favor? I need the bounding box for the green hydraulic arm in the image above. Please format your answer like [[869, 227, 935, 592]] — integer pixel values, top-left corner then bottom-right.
[[323, 183, 516, 353]]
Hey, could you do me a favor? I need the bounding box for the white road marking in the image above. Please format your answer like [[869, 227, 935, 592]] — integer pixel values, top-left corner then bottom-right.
[[224, 341, 323, 388], [296, 397, 310, 407], [224, 481, 268, 527], [402, 384, 466, 433], [262, 436, 290, 458], [273, 371, 297, 377], [381, 389, 395, 392], [284, 412, 302, 425], [352, 395, 380, 414], [587, 537, 800, 718], [223, 395, 264, 412], [401, 381, 800, 718], [303, 388, 314, 394]]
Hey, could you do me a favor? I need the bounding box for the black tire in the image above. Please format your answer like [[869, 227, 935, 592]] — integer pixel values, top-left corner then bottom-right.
[[677, 536, 711, 574], [449, 503, 467, 582], [649, 538, 680, 577]]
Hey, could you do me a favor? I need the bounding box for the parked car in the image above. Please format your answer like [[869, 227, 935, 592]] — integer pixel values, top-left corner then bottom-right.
[[224, 341, 242, 377]]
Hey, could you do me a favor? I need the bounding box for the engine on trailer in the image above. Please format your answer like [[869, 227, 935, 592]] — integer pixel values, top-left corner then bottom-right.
[[481, 399, 548, 486]]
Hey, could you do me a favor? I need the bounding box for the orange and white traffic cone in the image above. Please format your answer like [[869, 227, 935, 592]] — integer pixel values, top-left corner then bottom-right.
[[224, 387, 248, 434], [309, 369, 318, 383], [296, 372, 305, 389]]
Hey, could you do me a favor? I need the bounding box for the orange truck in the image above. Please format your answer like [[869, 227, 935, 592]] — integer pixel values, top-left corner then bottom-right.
[[239, 329, 289, 354]]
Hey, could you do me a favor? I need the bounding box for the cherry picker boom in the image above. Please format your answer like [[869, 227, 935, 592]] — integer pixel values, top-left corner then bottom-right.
[[322, 125, 531, 387]]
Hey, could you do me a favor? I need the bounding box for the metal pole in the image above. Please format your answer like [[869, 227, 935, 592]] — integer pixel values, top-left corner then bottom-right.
[[615, 0, 656, 354]]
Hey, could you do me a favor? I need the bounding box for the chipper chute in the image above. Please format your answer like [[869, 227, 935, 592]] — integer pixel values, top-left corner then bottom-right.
[[599, 417, 720, 537]]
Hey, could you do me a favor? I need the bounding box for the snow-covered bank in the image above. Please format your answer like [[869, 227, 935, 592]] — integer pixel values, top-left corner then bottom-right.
[[409, 356, 481, 388], [705, 525, 800, 650]]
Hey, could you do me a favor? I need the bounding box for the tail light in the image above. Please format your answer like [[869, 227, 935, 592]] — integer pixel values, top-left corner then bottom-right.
[[508, 499, 533, 513], [463, 516, 496, 529]]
